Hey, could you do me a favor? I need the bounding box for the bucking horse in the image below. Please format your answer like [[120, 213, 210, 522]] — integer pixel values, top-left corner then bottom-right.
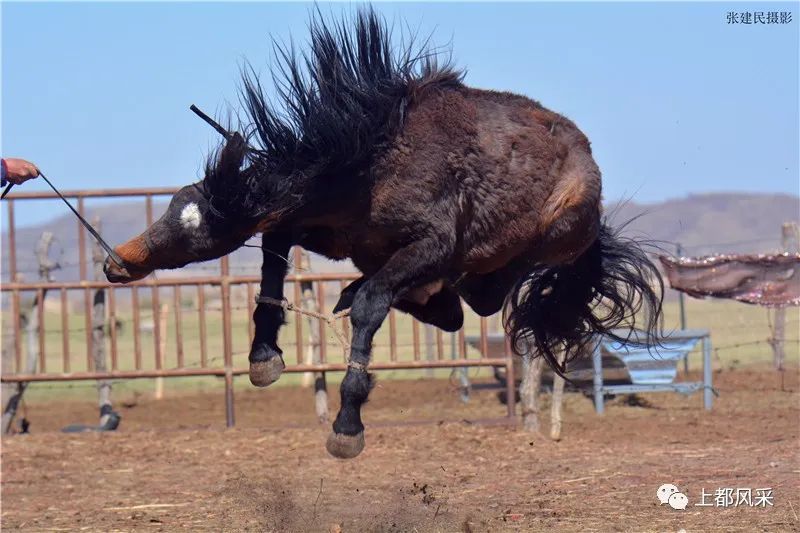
[[104, 8, 663, 458]]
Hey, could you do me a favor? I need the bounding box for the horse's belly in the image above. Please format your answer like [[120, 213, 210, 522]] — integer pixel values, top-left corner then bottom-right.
[[403, 279, 444, 305]]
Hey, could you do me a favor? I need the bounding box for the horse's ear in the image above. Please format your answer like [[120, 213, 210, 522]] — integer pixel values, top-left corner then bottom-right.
[[216, 132, 247, 177]]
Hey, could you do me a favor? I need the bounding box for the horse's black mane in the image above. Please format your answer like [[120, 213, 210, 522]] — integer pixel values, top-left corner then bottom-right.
[[203, 7, 464, 222]]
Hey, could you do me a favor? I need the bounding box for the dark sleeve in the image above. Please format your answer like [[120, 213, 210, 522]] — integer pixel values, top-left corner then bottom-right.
[[1, 158, 7, 187]]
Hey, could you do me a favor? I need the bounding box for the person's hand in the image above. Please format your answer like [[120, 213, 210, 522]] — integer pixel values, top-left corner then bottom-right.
[[3, 158, 40, 185]]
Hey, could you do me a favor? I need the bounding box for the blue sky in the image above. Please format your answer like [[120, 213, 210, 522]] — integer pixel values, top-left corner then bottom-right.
[[2, 2, 798, 227]]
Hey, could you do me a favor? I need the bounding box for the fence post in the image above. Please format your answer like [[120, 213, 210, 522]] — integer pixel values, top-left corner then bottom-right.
[[519, 349, 542, 432], [300, 252, 320, 388], [154, 303, 168, 399], [1, 314, 15, 429], [504, 336, 517, 419], [1, 200, 18, 415], [424, 324, 435, 378], [221, 276, 235, 428], [450, 331, 470, 403], [592, 342, 605, 414], [299, 250, 329, 423], [90, 218, 116, 425], [2, 232, 56, 434], [549, 352, 567, 441], [771, 222, 799, 388], [676, 243, 689, 373]]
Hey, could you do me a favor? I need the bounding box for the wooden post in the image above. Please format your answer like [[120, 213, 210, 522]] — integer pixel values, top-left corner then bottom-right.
[[154, 303, 169, 399], [772, 310, 785, 371], [771, 222, 799, 387], [90, 218, 114, 422], [505, 337, 517, 419], [221, 277, 234, 428], [454, 328, 470, 403], [298, 250, 329, 423], [592, 342, 605, 414], [423, 324, 435, 378], [491, 313, 503, 334], [1, 312, 15, 427], [2, 232, 56, 434], [676, 243, 689, 374], [300, 256, 319, 388], [549, 352, 567, 441], [519, 347, 543, 432]]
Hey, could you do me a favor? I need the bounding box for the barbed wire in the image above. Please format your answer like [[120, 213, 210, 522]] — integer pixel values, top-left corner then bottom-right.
[[711, 338, 799, 351], [5, 230, 789, 281]]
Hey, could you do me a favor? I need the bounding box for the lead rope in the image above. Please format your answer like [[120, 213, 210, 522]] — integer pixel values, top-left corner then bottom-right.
[[255, 295, 354, 359], [2, 171, 126, 268], [0, 103, 239, 270]]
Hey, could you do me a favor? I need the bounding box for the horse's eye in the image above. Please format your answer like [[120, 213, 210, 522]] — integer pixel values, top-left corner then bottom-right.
[[180, 202, 203, 230]]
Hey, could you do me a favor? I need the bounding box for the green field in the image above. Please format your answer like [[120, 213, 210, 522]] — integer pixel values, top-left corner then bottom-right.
[[5, 289, 798, 403]]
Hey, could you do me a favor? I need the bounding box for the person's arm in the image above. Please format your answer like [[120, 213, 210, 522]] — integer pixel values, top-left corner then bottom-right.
[[1, 158, 40, 186]]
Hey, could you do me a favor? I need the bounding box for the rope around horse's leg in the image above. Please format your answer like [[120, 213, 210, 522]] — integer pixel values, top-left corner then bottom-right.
[[255, 295, 352, 356]]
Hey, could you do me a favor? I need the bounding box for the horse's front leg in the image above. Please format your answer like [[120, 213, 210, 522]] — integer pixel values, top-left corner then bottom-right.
[[326, 235, 453, 458], [249, 232, 292, 387]]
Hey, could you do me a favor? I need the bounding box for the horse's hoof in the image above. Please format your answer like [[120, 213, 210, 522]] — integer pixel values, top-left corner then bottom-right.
[[249, 357, 285, 387], [326, 431, 365, 459]]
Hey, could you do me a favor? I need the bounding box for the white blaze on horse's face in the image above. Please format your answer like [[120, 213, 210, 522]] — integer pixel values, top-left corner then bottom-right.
[[180, 202, 202, 230]]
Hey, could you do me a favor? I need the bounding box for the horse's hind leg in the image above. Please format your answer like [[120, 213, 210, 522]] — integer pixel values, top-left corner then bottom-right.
[[332, 277, 367, 313], [335, 277, 463, 332], [327, 235, 454, 458], [393, 287, 463, 332], [456, 256, 533, 316], [248, 232, 292, 387]]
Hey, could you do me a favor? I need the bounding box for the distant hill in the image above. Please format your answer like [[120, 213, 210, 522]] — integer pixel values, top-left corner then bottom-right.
[[2, 192, 798, 283], [608, 192, 799, 256]]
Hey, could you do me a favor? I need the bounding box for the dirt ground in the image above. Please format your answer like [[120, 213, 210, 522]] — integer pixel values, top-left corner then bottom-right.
[[2, 367, 798, 532]]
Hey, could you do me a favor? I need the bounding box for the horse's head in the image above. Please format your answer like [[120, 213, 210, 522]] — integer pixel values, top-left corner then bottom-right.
[[104, 133, 259, 283]]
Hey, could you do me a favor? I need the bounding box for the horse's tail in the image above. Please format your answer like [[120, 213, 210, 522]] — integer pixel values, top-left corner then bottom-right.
[[503, 222, 664, 377]]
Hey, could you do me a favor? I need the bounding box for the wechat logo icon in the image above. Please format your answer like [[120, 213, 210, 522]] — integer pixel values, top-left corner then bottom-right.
[[657, 484, 689, 510]]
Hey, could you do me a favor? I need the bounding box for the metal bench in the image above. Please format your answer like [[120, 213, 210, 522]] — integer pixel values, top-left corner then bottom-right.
[[465, 328, 713, 412], [592, 328, 713, 413]]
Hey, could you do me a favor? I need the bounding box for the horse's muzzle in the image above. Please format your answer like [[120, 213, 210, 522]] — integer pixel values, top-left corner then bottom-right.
[[103, 255, 150, 283]]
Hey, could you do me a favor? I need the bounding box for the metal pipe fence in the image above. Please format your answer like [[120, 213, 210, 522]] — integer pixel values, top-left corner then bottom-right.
[[1, 187, 516, 427]]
